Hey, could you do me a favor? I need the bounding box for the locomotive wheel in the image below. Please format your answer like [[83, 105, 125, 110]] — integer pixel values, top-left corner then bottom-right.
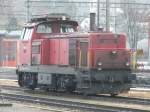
[[29, 85, 35, 90], [18, 74, 24, 87], [66, 86, 75, 93], [29, 74, 37, 90], [18, 80, 23, 87], [65, 78, 76, 93]]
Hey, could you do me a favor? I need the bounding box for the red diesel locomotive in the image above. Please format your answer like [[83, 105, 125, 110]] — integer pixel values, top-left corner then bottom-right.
[[16, 14, 135, 96]]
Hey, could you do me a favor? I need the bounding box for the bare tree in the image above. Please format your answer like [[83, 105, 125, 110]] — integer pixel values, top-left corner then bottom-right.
[[119, 0, 150, 49]]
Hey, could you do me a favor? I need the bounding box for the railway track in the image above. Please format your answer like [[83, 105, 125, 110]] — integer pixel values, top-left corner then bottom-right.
[[2, 85, 150, 106], [0, 85, 150, 111], [1, 92, 149, 112]]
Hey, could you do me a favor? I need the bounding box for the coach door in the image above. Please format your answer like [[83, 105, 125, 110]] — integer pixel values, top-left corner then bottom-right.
[[79, 41, 88, 67]]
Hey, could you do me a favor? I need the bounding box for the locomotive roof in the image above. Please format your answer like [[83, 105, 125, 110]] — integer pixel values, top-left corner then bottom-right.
[[24, 20, 78, 27], [45, 32, 125, 39], [24, 13, 78, 27], [31, 13, 71, 22]]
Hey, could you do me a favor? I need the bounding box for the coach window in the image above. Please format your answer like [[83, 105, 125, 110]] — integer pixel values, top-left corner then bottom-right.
[[37, 24, 52, 33]]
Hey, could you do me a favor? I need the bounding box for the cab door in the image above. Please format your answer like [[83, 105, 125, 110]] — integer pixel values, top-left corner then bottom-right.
[[79, 41, 88, 67], [19, 40, 31, 65]]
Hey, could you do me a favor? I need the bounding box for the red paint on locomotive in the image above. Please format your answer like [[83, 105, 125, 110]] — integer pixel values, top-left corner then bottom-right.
[[16, 14, 135, 95], [18, 41, 31, 65]]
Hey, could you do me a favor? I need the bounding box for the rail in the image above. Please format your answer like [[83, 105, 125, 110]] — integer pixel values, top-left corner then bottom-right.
[[0, 85, 150, 111]]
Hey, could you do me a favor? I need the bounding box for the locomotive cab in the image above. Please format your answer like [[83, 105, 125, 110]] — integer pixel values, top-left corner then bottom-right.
[[19, 14, 78, 65]]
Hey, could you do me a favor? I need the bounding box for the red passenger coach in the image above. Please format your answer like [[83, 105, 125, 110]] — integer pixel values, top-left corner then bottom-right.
[[16, 14, 136, 96], [2, 39, 18, 67], [0, 31, 21, 67]]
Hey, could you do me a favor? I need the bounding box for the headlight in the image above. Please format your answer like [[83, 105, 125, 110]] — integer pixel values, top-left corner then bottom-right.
[[112, 51, 117, 54], [98, 68, 102, 71], [98, 62, 102, 66], [126, 62, 130, 66]]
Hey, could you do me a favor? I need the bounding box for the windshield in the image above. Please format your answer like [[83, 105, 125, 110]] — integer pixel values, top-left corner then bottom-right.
[[60, 24, 74, 33], [21, 27, 34, 40], [37, 23, 52, 33]]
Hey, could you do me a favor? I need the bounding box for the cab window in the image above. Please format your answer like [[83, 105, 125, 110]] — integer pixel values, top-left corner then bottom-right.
[[21, 27, 34, 40], [37, 24, 52, 33]]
